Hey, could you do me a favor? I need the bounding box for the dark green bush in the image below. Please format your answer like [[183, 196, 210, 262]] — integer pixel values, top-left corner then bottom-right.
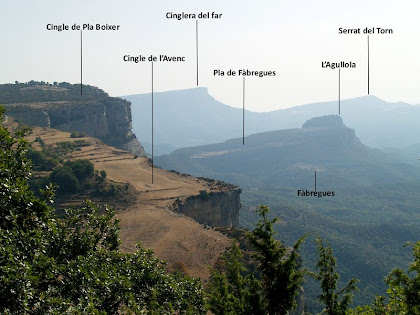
[[70, 131, 87, 138], [50, 166, 79, 193], [64, 159, 94, 182]]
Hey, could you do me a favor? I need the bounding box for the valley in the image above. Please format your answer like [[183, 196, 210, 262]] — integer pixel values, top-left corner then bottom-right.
[[3, 1, 420, 313], [2, 81, 419, 312], [153, 113, 420, 309]]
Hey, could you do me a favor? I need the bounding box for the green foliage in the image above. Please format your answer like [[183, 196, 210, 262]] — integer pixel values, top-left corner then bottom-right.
[[30, 154, 123, 199], [47, 160, 95, 194], [0, 81, 109, 104], [29, 139, 89, 172], [55, 141, 74, 154], [208, 205, 305, 315], [73, 139, 89, 147], [385, 241, 420, 314], [50, 166, 80, 193], [347, 243, 420, 314], [70, 131, 87, 138], [199, 189, 210, 200], [27, 147, 59, 171], [347, 296, 388, 315], [155, 117, 420, 311], [35, 135, 45, 146], [64, 159, 94, 182], [100, 170, 107, 180], [0, 107, 207, 314], [208, 268, 234, 314], [311, 238, 359, 315], [207, 242, 264, 315], [240, 186, 420, 312], [247, 205, 306, 315], [55, 140, 90, 155]]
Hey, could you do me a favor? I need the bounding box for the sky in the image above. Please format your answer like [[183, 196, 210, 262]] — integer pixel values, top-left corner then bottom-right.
[[1, 0, 419, 111]]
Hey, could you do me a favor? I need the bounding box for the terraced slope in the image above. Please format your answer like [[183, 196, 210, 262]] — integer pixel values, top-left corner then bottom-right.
[[24, 125, 231, 279]]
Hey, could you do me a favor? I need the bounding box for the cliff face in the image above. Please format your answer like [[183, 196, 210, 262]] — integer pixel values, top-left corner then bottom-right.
[[3, 83, 145, 156], [175, 188, 241, 228], [21, 124, 236, 280]]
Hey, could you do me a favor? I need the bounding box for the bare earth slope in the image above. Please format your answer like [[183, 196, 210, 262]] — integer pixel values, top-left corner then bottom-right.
[[25, 125, 231, 279]]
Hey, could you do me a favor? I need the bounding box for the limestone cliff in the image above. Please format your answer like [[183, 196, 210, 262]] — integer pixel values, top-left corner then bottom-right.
[[2, 82, 145, 156], [174, 184, 241, 228]]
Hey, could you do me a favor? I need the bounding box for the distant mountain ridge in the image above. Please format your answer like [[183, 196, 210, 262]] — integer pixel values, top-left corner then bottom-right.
[[123, 88, 420, 154], [155, 115, 420, 189]]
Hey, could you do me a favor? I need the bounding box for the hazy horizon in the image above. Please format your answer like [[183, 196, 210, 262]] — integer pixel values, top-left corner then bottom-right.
[[1, 0, 419, 111], [122, 86, 420, 112]]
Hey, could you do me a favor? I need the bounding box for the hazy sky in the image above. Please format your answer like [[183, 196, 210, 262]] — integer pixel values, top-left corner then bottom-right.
[[1, 0, 419, 111]]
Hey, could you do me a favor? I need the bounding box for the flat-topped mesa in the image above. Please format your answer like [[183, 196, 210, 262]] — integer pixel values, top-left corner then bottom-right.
[[2, 82, 145, 156], [0, 81, 109, 104], [301, 115, 360, 147], [302, 114, 345, 129]]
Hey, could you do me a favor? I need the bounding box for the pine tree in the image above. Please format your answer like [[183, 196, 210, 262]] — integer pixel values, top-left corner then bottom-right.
[[207, 242, 265, 315], [311, 238, 358, 315], [208, 205, 304, 315], [247, 205, 305, 315], [386, 241, 420, 315]]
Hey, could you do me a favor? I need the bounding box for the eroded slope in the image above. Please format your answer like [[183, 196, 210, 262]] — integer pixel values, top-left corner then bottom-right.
[[24, 125, 232, 279]]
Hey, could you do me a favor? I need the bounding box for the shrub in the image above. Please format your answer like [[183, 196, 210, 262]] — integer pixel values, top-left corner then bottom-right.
[[50, 166, 79, 193], [64, 159, 94, 182], [70, 131, 87, 138], [199, 190, 210, 201], [100, 170, 107, 179], [34, 136, 45, 146], [27, 148, 59, 171]]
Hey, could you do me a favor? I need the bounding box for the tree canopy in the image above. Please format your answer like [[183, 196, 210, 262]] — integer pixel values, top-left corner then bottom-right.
[[0, 107, 206, 314]]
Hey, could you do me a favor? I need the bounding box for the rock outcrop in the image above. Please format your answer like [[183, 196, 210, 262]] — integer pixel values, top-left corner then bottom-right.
[[2, 82, 145, 156], [302, 114, 345, 129], [301, 114, 360, 147], [175, 186, 241, 228]]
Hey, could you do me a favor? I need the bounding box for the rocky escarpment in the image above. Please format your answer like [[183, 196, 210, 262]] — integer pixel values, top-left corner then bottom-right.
[[301, 115, 361, 148], [172, 180, 241, 228], [2, 82, 145, 156]]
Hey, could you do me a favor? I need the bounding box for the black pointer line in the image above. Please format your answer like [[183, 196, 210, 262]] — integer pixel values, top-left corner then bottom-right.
[[196, 20, 199, 86], [80, 29, 83, 95], [152, 62, 154, 184], [243, 77, 245, 145], [339, 68, 341, 115], [368, 35, 370, 95]]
